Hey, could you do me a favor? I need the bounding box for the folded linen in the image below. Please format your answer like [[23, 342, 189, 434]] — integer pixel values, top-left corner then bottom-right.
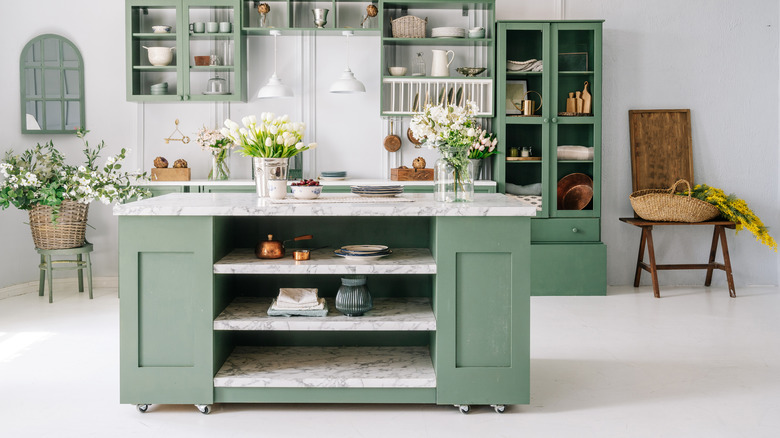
[[271, 297, 326, 311], [557, 145, 594, 161], [267, 299, 328, 317], [277, 288, 319, 306]]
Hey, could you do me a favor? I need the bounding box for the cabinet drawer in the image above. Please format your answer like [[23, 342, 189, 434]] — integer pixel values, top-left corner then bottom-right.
[[531, 243, 606, 296], [531, 218, 600, 242]]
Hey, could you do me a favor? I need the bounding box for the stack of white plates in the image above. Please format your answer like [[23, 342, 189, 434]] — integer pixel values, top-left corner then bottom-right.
[[431, 27, 466, 38], [320, 171, 347, 181], [351, 185, 404, 197], [334, 245, 392, 261], [150, 82, 169, 95]]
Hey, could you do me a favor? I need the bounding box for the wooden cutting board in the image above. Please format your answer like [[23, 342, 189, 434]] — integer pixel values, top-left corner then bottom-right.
[[628, 109, 693, 191]]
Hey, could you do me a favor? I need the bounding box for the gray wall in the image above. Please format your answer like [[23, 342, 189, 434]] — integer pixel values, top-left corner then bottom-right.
[[0, 0, 777, 289]]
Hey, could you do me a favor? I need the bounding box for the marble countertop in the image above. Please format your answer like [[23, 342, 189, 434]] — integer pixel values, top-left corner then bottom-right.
[[213, 346, 436, 388], [113, 192, 537, 217], [214, 297, 436, 331], [136, 178, 497, 187]]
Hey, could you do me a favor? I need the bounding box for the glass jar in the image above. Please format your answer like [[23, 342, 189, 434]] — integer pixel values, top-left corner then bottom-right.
[[335, 275, 372, 316], [208, 148, 230, 181], [412, 52, 426, 77], [433, 145, 474, 202]]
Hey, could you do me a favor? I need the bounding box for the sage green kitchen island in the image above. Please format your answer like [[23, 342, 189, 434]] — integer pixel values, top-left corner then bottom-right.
[[114, 192, 536, 414]]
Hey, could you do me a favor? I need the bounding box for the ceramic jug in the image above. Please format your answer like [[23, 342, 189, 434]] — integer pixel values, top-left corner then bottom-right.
[[430, 49, 455, 77]]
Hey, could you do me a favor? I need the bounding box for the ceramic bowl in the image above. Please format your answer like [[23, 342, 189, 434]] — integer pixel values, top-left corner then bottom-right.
[[152, 25, 172, 33], [388, 67, 407, 76], [291, 185, 323, 200], [144, 46, 174, 66], [456, 67, 487, 77], [468, 27, 485, 38]]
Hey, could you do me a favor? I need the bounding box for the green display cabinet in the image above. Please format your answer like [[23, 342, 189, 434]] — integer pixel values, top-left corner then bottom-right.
[[495, 20, 606, 296], [126, 0, 246, 102]]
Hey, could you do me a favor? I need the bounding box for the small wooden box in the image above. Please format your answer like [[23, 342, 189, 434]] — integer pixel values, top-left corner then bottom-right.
[[391, 168, 433, 181], [151, 168, 191, 181]]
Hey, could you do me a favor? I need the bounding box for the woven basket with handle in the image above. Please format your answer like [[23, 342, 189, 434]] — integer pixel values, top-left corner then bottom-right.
[[629, 179, 719, 222], [391, 15, 427, 38], [29, 200, 89, 250]]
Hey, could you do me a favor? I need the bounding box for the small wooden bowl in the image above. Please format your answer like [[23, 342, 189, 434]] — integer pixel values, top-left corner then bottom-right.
[[557, 173, 593, 210], [194, 56, 210, 66]]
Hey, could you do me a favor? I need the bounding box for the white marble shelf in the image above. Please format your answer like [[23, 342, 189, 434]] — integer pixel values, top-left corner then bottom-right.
[[213, 346, 436, 388], [214, 297, 436, 331], [213, 248, 436, 275]]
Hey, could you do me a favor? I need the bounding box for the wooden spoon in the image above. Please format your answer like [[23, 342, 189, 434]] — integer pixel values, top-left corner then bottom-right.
[[383, 120, 401, 152]]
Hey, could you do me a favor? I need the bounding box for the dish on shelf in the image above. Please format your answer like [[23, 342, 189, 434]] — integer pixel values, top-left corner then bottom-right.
[[202, 91, 232, 95], [334, 249, 392, 261], [319, 176, 347, 181], [321, 171, 347, 177], [341, 245, 389, 254], [507, 59, 543, 72], [556, 173, 593, 210], [350, 185, 404, 197], [455, 67, 486, 77], [291, 185, 323, 200], [431, 27, 465, 38], [152, 25, 172, 34]]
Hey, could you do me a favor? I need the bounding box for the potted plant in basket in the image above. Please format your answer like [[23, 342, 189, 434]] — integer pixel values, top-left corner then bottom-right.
[[0, 129, 150, 249], [221, 113, 317, 197]]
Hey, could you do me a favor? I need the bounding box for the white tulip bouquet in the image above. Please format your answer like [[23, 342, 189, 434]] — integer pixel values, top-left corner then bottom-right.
[[221, 113, 317, 158]]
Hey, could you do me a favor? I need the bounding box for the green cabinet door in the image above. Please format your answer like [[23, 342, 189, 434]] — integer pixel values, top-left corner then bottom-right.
[[119, 216, 216, 404], [433, 216, 530, 405]]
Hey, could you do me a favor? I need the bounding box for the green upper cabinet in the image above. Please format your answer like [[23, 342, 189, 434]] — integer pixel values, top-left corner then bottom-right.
[[126, 0, 246, 102], [495, 21, 602, 218], [379, 1, 495, 117], [241, 1, 382, 34]]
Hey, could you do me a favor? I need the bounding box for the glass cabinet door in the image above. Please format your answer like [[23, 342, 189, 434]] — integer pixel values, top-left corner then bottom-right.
[[549, 22, 601, 218], [496, 22, 550, 217]]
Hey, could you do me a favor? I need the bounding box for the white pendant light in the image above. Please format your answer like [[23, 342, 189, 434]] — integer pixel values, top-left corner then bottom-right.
[[258, 30, 293, 99], [330, 30, 366, 94]]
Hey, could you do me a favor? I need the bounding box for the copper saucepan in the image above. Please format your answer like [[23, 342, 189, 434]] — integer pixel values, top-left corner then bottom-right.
[[255, 234, 313, 259]]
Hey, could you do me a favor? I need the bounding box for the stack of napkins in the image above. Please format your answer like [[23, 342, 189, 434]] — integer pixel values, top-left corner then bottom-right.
[[268, 288, 328, 317]]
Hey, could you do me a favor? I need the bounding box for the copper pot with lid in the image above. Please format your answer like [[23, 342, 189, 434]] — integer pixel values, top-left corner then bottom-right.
[[255, 234, 313, 259]]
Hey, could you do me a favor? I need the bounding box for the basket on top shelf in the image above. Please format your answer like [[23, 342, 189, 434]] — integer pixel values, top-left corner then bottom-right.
[[391, 16, 427, 38], [629, 179, 720, 223]]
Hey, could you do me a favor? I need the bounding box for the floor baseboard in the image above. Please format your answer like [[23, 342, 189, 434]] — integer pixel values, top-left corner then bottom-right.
[[0, 277, 118, 301]]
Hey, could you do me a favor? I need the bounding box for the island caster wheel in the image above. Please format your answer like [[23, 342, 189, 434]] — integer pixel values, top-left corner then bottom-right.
[[491, 404, 506, 414], [456, 404, 470, 414], [196, 404, 212, 415], [136, 404, 149, 413]]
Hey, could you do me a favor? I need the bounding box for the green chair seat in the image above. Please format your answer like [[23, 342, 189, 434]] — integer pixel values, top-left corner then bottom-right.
[[37, 243, 93, 303]]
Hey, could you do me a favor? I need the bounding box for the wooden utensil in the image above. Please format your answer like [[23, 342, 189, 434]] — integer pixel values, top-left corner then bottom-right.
[[383, 120, 401, 152], [582, 81, 592, 114], [407, 127, 422, 147]]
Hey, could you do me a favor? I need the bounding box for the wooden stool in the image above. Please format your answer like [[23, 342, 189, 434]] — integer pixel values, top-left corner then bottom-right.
[[36, 243, 93, 303], [619, 218, 736, 298]]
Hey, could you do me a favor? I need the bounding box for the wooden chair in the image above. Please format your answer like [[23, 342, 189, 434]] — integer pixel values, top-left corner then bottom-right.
[[37, 243, 94, 303], [620, 109, 736, 298]]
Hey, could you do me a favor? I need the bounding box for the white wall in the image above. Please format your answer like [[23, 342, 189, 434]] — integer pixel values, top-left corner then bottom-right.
[[0, 0, 778, 289]]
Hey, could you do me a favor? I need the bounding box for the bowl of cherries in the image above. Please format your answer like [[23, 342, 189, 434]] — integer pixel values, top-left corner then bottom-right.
[[290, 179, 323, 200]]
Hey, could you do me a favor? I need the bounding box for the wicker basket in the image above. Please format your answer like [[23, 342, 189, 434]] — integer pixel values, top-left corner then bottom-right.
[[29, 200, 89, 250], [629, 179, 719, 222], [391, 15, 427, 38]]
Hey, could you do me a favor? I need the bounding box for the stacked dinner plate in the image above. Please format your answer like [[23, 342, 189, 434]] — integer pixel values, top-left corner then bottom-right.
[[431, 27, 466, 38], [150, 82, 168, 95], [334, 245, 392, 261], [350, 185, 403, 197], [320, 171, 347, 181]]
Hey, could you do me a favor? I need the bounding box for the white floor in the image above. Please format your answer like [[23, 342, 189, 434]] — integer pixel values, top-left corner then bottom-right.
[[1, 285, 779, 438]]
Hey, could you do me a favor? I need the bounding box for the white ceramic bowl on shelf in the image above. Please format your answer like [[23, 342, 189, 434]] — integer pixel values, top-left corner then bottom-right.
[[388, 67, 407, 76], [152, 25, 172, 33], [143, 46, 175, 66], [291, 185, 323, 200]]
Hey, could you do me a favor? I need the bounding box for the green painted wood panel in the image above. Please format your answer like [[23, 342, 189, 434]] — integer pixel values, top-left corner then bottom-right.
[[433, 216, 530, 405], [531, 217, 600, 242], [215, 387, 436, 404], [119, 215, 215, 404], [531, 242, 606, 296]]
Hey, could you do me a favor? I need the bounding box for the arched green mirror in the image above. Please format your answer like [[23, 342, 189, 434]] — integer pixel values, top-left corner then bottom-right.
[[20, 34, 85, 134]]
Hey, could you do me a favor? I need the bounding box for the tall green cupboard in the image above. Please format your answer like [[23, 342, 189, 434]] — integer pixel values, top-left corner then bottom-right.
[[495, 21, 607, 296]]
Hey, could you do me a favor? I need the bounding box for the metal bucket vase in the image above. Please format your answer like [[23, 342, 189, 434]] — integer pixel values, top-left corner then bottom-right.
[[253, 157, 289, 197]]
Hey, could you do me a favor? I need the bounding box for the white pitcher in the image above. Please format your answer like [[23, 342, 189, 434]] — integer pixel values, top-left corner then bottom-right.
[[430, 49, 454, 77]]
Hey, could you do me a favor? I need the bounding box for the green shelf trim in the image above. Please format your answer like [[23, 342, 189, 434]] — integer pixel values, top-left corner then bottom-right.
[[558, 71, 594, 75], [190, 66, 235, 71], [243, 27, 380, 36], [381, 75, 493, 80], [557, 160, 593, 164], [506, 160, 543, 164], [382, 37, 494, 46], [133, 32, 178, 39], [555, 116, 597, 124], [133, 65, 178, 71], [505, 116, 543, 125], [189, 33, 235, 39], [506, 71, 543, 76], [383, 1, 496, 8]]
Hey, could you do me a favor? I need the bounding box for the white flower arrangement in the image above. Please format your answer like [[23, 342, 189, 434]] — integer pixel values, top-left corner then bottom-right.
[[0, 129, 150, 212], [409, 101, 479, 148], [221, 113, 317, 158]]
